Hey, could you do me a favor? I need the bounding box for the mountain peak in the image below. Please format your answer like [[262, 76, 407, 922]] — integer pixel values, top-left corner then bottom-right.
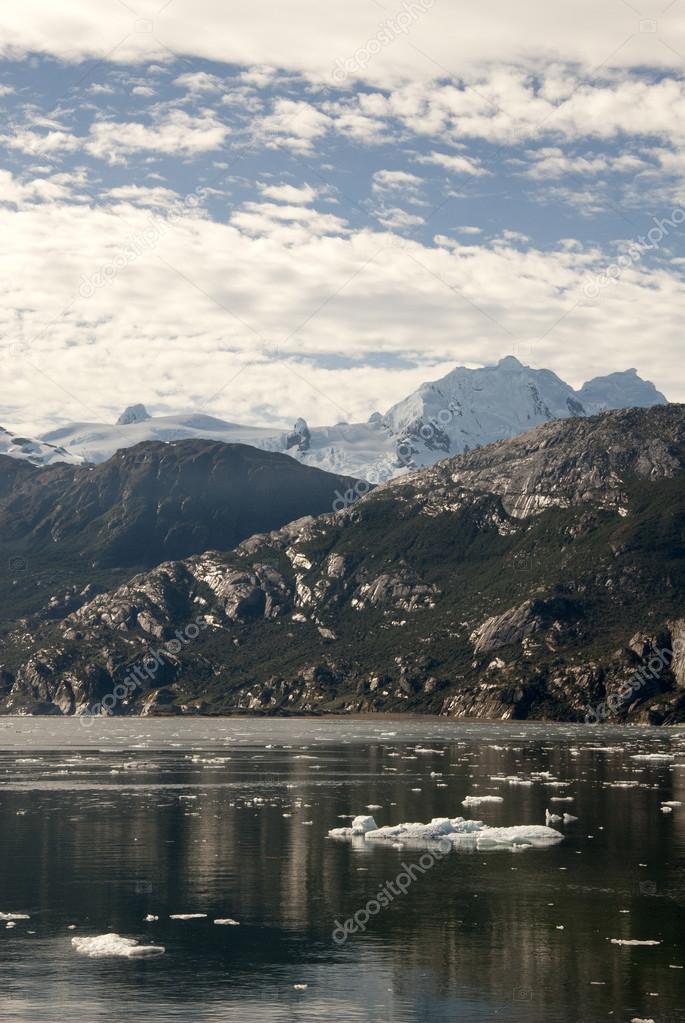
[[116, 404, 151, 426], [497, 355, 523, 370]]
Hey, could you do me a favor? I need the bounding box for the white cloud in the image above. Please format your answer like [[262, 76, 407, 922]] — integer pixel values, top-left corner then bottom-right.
[[1, 2, 684, 86], [257, 98, 331, 152], [2, 187, 684, 435], [173, 71, 224, 93], [524, 147, 648, 179], [372, 169, 423, 193], [417, 151, 490, 176], [375, 207, 425, 229], [85, 110, 229, 162], [259, 182, 318, 204]]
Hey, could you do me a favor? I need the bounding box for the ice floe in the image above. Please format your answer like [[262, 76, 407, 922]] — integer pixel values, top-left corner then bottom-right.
[[610, 939, 661, 946], [328, 815, 378, 838], [169, 913, 207, 920], [71, 933, 165, 958], [461, 796, 503, 806], [0, 912, 30, 921], [214, 918, 240, 926], [329, 815, 563, 850]]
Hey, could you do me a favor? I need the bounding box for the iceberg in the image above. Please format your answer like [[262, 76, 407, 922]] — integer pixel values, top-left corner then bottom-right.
[[328, 815, 563, 851], [71, 933, 165, 958], [462, 796, 504, 806], [328, 815, 378, 838]]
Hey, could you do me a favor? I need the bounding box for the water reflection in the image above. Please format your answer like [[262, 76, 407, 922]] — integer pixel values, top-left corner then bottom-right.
[[0, 719, 683, 1022]]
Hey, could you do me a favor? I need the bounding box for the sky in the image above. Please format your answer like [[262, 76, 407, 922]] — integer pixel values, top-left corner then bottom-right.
[[1, 0, 685, 434]]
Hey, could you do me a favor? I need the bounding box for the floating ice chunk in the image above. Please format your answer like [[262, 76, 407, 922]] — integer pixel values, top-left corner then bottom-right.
[[661, 806, 673, 813], [545, 810, 562, 824], [631, 754, 673, 761], [661, 801, 682, 807], [331, 816, 564, 851], [293, 984, 308, 990], [630, 1018, 655, 1023], [214, 918, 240, 926], [366, 817, 463, 843], [463, 825, 563, 849], [610, 939, 661, 946], [328, 815, 377, 839], [0, 912, 30, 921], [72, 933, 165, 958], [462, 796, 503, 806], [169, 913, 207, 920], [563, 813, 578, 823], [144, 914, 158, 922]]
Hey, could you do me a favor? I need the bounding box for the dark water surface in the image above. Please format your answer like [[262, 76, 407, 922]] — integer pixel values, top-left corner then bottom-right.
[[0, 718, 684, 1022]]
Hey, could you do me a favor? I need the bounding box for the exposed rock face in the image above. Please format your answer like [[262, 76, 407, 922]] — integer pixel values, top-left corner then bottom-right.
[[2, 404, 685, 721], [116, 404, 151, 426], [0, 440, 359, 620]]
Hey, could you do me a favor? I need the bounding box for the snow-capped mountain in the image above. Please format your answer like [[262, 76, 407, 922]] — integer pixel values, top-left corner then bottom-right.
[[6, 357, 667, 479], [0, 425, 84, 467]]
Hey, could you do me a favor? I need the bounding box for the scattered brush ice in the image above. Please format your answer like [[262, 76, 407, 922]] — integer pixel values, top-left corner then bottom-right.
[[72, 933, 165, 958], [631, 754, 673, 762], [0, 912, 30, 921], [462, 795, 503, 806], [610, 939, 661, 946], [328, 815, 378, 839], [214, 918, 240, 926], [169, 913, 207, 920]]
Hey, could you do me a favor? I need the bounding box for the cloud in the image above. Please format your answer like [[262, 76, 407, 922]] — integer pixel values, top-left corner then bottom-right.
[[257, 98, 331, 152], [372, 169, 423, 193], [2, 185, 684, 436], [259, 182, 318, 204], [416, 151, 490, 176], [374, 207, 425, 229], [1, 1, 685, 86], [85, 109, 230, 162], [173, 71, 224, 93]]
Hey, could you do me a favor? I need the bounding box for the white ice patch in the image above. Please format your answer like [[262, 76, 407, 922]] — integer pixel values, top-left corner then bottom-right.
[[328, 815, 378, 838], [71, 933, 165, 958], [610, 939, 661, 946], [0, 912, 30, 921], [461, 796, 504, 806], [169, 913, 207, 920], [329, 815, 563, 850], [214, 918, 240, 926]]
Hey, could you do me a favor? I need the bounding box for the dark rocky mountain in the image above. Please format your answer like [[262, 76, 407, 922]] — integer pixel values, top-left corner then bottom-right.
[[0, 440, 358, 621], [2, 405, 685, 722]]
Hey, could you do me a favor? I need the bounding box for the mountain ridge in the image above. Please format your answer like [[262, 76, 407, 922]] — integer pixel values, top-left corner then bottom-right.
[[3, 404, 684, 722], [2, 357, 667, 475]]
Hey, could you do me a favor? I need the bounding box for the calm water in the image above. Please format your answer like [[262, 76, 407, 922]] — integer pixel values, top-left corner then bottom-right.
[[0, 718, 684, 1023]]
